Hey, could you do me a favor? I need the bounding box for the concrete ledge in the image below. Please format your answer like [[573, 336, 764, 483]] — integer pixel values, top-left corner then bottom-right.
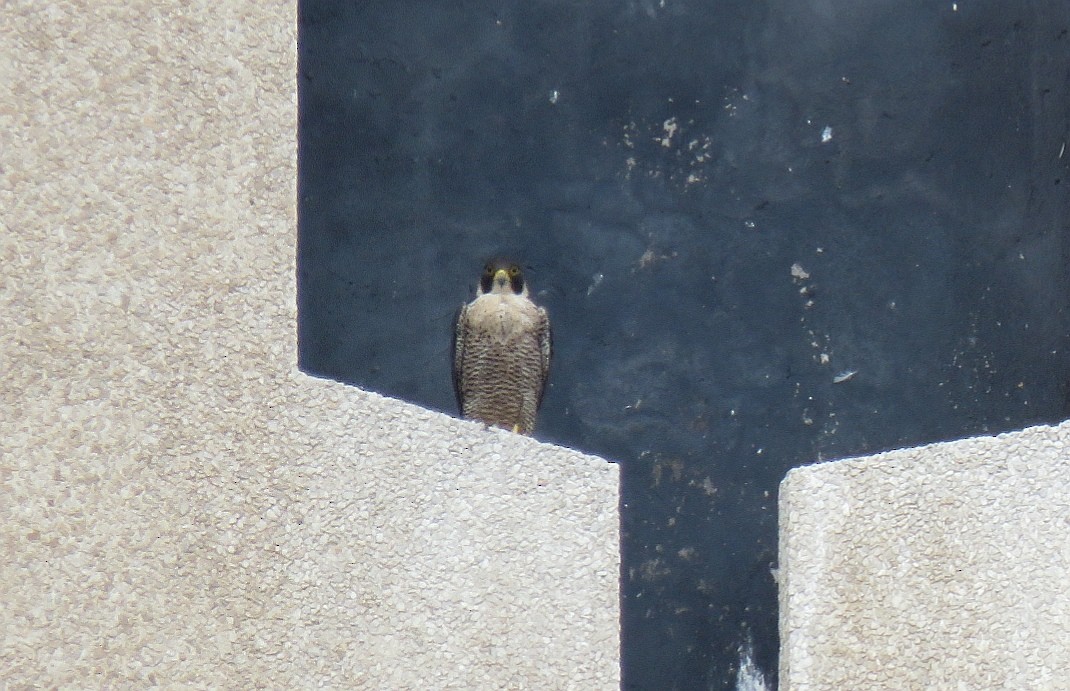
[[780, 422, 1070, 689], [1, 3, 619, 687]]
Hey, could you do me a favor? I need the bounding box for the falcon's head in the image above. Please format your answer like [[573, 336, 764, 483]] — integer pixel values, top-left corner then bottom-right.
[[478, 259, 527, 297]]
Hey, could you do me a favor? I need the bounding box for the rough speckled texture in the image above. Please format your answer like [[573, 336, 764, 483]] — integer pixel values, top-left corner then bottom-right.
[[0, 3, 619, 688], [780, 422, 1070, 689]]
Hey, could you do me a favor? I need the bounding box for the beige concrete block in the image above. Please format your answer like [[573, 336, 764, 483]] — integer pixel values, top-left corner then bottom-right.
[[1, 2, 619, 687], [780, 422, 1070, 689]]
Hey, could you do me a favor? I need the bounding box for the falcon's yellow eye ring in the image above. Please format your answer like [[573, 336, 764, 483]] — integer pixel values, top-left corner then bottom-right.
[[508, 265, 521, 277]]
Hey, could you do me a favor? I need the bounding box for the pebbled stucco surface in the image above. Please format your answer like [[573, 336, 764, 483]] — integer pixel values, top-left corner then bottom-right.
[[0, 2, 619, 688], [780, 422, 1070, 689]]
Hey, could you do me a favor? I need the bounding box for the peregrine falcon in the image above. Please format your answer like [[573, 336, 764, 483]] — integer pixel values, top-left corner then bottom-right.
[[452, 259, 552, 435]]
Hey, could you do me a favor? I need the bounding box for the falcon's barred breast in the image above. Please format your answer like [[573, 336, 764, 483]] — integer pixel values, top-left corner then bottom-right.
[[452, 260, 552, 435]]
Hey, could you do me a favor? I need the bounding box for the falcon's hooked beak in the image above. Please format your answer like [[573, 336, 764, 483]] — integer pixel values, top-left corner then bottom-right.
[[493, 268, 510, 289]]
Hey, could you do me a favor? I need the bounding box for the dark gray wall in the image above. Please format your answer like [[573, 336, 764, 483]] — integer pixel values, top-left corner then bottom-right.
[[298, 1, 1070, 687]]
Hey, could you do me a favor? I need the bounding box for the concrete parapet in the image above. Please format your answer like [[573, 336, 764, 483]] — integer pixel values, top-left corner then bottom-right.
[[1, 3, 619, 687], [780, 422, 1070, 689]]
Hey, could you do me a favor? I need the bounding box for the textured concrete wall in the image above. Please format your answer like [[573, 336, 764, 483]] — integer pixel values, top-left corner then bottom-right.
[[1, 3, 619, 688], [780, 422, 1070, 689]]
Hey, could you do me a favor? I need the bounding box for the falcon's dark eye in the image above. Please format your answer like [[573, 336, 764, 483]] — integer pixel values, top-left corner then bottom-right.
[[508, 265, 520, 277]]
